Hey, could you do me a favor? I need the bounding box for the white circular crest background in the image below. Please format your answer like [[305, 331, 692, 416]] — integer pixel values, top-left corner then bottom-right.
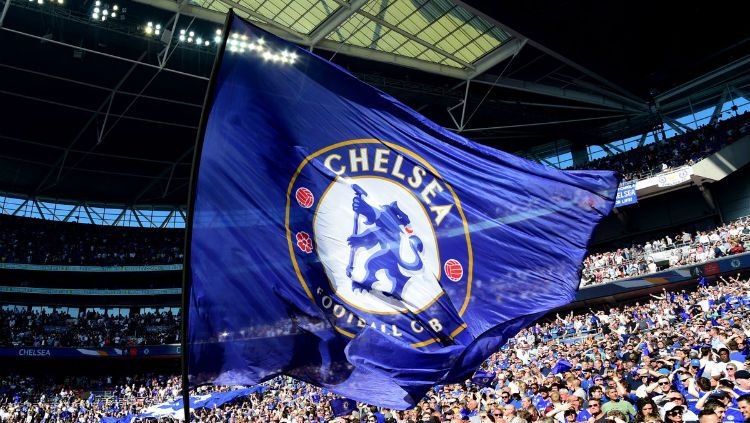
[[313, 177, 442, 313]]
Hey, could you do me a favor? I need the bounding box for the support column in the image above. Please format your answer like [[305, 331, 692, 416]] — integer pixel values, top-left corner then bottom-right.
[[698, 183, 723, 224], [571, 146, 589, 167]]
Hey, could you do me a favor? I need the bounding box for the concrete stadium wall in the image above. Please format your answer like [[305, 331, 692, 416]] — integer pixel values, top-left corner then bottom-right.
[[716, 164, 750, 220], [591, 187, 718, 246]]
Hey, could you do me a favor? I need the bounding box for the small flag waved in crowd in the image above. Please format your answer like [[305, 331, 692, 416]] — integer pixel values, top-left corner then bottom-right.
[[470, 370, 496, 387], [330, 398, 358, 417], [551, 359, 574, 375]]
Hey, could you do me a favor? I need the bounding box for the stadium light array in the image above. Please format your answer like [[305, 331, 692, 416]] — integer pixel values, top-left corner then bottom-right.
[[225, 33, 298, 64], [91, 1, 125, 22], [144, 21, 162, 36], [176, 28, 211, 47], [28, 0, 65, 7]]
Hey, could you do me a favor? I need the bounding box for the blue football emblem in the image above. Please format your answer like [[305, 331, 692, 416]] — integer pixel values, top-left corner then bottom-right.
[[287, 140, 473, 348]]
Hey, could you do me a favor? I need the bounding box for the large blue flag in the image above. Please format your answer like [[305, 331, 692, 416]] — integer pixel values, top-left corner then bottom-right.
[[187, 14, 619, 409]]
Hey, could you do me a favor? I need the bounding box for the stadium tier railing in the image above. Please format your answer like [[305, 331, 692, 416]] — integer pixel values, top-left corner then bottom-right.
[[0, 263, 182, 272]]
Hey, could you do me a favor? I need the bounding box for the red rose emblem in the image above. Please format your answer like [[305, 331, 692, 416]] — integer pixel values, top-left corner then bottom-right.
[[296, 231, 313, 253]]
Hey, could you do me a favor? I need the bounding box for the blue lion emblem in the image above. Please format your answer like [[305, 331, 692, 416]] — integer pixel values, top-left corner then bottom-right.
[[345, 185, 424, 300]]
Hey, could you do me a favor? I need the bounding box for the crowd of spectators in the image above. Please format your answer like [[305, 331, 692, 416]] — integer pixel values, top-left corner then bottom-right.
[[0, 115, 747, 270], [0, 309, 179, 348], [581, 217, 749, 287], [576, 112, 750, 181], [0, 215, 183, 266], [2, 274, 750, 422]]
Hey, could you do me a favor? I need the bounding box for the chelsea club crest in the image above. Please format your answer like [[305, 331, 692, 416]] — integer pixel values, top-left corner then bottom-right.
[[286, 139, 473, 348]]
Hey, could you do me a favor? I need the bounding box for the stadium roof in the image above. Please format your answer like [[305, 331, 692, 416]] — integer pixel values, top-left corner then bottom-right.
[[0, 0, 748, 205], [135, 0, 523, 79]]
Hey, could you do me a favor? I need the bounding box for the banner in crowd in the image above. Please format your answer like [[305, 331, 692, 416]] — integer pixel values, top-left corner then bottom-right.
[[0, 344, 181, 358], [614, 181, 638, 208], [0, 263, 181, 272], [656, 166, 693, 187], [187, 14, 618, 409], [101, 387, 268, 422]]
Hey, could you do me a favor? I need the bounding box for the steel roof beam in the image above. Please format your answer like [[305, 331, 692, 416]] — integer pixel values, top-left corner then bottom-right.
[[316, 38, 468, 78], [471, 75, 647, 113], [655, 56, 750, 104], [0, 63, 203, 108], [134, 0, 473, 78], [35, 50, 149, 193], [214, 0, 310, 43], [448, 0, 646, 104], [353, 8, 475, 70], [0, 88, 198, 129], [559, 78, 649, 112], [0, 0, 11, 27], [133, 0, 224, 24], [309, 0, 369, 47], [467, 38, 526, 79], [0, 27, 208, 80], [658, 73, 750, 115]]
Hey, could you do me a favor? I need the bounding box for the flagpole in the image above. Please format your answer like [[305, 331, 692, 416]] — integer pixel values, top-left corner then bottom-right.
[[181, 7, 234, 422]]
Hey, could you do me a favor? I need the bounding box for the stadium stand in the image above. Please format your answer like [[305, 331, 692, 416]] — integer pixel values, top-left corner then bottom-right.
[[0, 309, 179, 348], [0, 215, 183, 266], [2, 275, 750, 422], [577, 113, 750, 181], [581, 216, 749, 287]]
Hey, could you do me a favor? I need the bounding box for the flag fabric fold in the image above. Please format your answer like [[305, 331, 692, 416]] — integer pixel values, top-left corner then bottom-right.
[[187, 13, 619, 409]]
